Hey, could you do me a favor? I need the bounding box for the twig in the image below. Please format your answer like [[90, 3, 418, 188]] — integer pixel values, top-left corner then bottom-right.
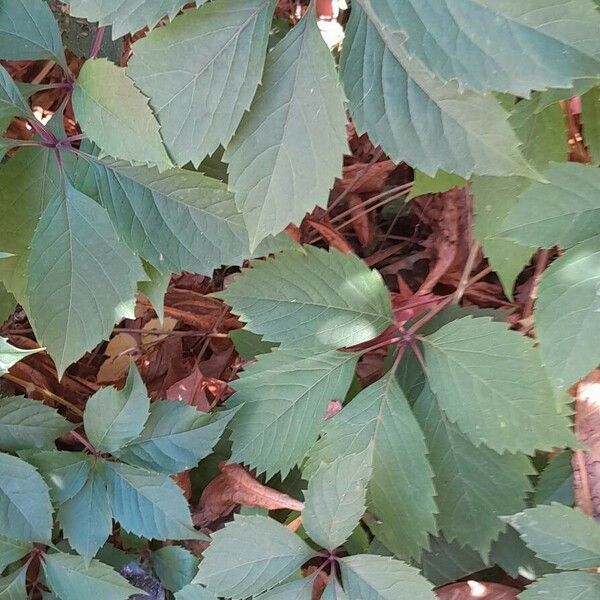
[[453, 241, 480, 304], [523, 249, 550, 318], [31, 60, 56, 85], [2, 373, 83, 417], [90, 26, 106, 59]]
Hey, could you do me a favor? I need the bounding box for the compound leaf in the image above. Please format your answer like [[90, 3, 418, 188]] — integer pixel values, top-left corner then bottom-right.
[[57, 467, 112, 564], [535, 453, 573, 507], [227, 347, 358, 478], [0, 0, 66, 67], [535, 236, 600, 388], [139, 262, 170, 323], [520, 572, 600, 600], [340, 3, 536, 179], [501, 162, 600, 249], [255, 575, 316, 600], [104, 461, 202, 541], [304, 375, 437, 561], [414, 385, 533, 556], [423, 317, 576, 454], [303, 448, 372, 551], [72, 59, 170, 170], [43, 552, 140, 600], [0, 396, 72, 451], [175, 584, 216, 600], [216, 246, 393, 349], [507, 504, 600, 569], [224, 5, 348, 249], [193, 515, 315, 599], [129, 0, 275, 167], [0, 451, 52, 542], [84, 364, 149, 453], [115, 401, 236, 473], [26, 181, 145, 377], [340, 554, 435, 600], [0, 64, 32, 125]]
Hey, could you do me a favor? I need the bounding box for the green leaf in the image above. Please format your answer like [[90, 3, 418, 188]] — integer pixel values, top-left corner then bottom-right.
[[255, 575, 316, 600], [0, 147, 62, 305], [322, 577, 348, 600], [490, 526, 555, 581], [216, 246, 393, 349], [58, 467, 112, 564], [21, 450, 91, 504], [340, 4, 537, 179], [0, 64, 31, 126], [72, 59, 170, 170], [520, 572, 600, 600], [0, 451, 52, 542], [129, 0, 274, 167], [303, 449, 372, 551], [81, 157, 251, 274], [406, 171, 466, 201], [413, 385, 533, 556], [193, 515, 315, 599], [473, 93, 567, 297], [0, 283, 15, 324], [43, 552, 140, 600], [0, 339, 43, 377], [0, 0, 66, 67], [174, 584, 216, 600], [223, 5, 348, 249], [227, 347, 358, 478], [423, 316, 576, 454], [65, 0, 205, 39], [116, 402, 236, 474], [26, 180, 145, 377], [139, 262, 169, 323], [104, 461, 201, 541], [582, 85, 600, 164], [229, 329, 277, 361], [535, 453, 573, 506], [305, 375, 437, 561], [84, 364, 149, 453], [0, 396, 72, 451], [340, 554, 435, 600], [507, 504, 600, 569], [359, 0, 600, 96], [0, 566, 27, 600], [535, 236, 600, 388], [153, 546, 199, 593], [501, 162, 600, 249], [419, 535, 488, 586], [0, 536, 32, 573]]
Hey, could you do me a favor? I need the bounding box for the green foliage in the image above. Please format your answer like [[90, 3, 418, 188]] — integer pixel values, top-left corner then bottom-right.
[[0, 0, 598, 596]]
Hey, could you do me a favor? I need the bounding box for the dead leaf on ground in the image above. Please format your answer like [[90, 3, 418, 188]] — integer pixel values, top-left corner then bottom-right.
[[141, 316, 179, 345], [339, 160, 396, 194], [435, 581, 519, 600], [194, 462, 304, 528], [573, 369, 600, 518], [166, 367, 211, 412], [348, 193, 375, 247], [308, 218, 353, 254], [97, 333, 137, 384]]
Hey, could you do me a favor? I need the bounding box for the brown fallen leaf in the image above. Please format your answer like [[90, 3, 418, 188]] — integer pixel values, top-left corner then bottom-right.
[[141, 316, 178, 345], [308, 218, 353, 254], [194, 462, 304, 528], [435, 581, 519, 600], [573, 369, 600, 518], [348, 193, 375, 247], [339, 160, 396, 194], [166, 367, 211, 412], [97, 333, 137, 384]]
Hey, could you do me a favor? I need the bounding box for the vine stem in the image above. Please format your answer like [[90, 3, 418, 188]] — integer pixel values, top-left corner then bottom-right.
[[453, 240, 480, 304], [90, 26, 106, 59], [70, 430, 101, 457], [2, 373, 84, 417]]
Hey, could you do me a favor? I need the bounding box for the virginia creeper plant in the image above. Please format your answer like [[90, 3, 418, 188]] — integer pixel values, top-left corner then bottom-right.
[[0, 0, 600, 598]]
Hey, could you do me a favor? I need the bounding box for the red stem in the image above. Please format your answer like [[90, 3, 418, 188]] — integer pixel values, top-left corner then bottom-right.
[[90, 26, 105, 58]]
